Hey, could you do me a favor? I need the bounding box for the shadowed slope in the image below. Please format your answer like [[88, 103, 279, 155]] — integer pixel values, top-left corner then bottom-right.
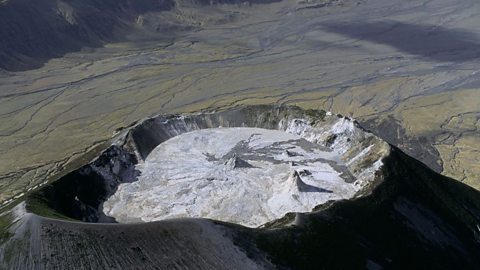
[[2, 147, 480, 269], [0, 0, 283, 71], [322, 21, 480, 62], [0, 0, 177, 71], [254, 147, 480, 269]]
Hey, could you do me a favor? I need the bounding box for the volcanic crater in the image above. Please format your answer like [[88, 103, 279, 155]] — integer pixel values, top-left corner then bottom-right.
[[27, 105, 389, 227]]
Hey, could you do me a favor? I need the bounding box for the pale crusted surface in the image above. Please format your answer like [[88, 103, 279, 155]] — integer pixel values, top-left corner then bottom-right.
[[105, 113, 388, 227]]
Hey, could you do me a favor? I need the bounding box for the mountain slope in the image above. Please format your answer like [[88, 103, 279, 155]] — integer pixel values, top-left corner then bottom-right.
[[1, 106, 480, 269], [253, 147, 480, 269], [0, 0, 176, 71], [1, 148, 480, 269]]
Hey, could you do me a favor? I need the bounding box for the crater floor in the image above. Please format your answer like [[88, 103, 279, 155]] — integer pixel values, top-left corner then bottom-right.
[[104, 127, 364, 227]]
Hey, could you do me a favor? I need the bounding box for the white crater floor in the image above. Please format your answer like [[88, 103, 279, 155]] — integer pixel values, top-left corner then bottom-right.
[[104, 127, 363, 227]]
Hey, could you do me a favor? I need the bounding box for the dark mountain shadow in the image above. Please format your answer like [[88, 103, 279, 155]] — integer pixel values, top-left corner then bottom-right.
[[0, 0, 281, 72], [322, 20, 480, 62], [26, 145, 139, 223], [253, 146, 480, 269], [294, 171, 333, 193], [0, 0, 177, 71]]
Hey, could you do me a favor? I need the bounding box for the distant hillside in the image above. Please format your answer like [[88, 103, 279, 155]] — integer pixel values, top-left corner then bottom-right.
[[0, 0, 286, 71], [0, 0, 176, 71]]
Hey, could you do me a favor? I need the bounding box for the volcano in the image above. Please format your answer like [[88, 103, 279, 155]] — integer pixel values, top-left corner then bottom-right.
[[1, 106, 480, 269]]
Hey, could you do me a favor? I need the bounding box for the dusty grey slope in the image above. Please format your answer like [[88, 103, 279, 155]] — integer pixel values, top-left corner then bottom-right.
[[2, 216, 272, 270]]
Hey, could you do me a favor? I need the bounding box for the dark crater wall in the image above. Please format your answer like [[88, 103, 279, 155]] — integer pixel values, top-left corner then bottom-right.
[[28, 146, 139, 222], [250, 147, 480, 269], [26, 105, 323, 222], [9, 141, 480, 270], [2, 105, 480, 269]]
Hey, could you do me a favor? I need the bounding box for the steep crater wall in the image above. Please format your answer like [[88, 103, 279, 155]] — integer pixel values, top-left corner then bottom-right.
[[3, 106, 480, 269], [26, 105, 389, 225]]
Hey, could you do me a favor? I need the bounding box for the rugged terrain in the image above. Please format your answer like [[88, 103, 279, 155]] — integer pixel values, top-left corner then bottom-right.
[[1, 106, 480, 269], [102, 113, 387, 227], [1, 0, 480, 267], [0, 0, 479, 205]]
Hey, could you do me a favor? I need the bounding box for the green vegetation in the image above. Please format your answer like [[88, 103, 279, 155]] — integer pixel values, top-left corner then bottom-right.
[[305, 109, 327, 125], [0, 213, 13, 243], [25, 191, 73, 221]]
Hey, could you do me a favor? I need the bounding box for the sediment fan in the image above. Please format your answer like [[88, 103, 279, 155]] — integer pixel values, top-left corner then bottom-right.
[[1, 105, 480, 269]]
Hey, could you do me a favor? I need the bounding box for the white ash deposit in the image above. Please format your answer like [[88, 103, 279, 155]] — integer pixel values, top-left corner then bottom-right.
[[104, 116, 387, 227]]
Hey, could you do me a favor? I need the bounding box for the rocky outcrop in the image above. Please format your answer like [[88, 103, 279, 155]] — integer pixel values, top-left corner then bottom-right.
[[224, 153, 254, 169], [291, 170, 331, 193]]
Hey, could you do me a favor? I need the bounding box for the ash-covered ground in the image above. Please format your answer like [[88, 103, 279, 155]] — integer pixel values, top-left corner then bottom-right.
[[104, 127, 371, 227]]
